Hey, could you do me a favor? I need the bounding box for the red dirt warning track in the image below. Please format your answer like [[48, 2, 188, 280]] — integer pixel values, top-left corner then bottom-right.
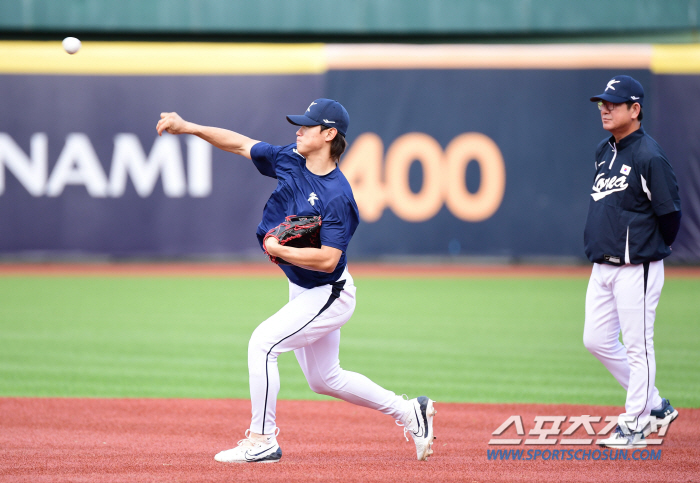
[[1, 398, 697, 482]]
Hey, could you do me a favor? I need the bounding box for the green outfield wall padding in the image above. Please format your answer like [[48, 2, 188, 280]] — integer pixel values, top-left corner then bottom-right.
[[1, 0, 698, 34]]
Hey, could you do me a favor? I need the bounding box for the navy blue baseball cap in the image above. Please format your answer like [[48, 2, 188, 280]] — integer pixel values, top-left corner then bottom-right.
[[286, 98, 349, 137], [590, 75, 644, 106]]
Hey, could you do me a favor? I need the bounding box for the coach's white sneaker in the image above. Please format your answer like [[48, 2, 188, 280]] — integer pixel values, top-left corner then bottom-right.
[[397, 396, 437, 461], [214, 429, 282, 463], [598, 425, 646, 449]]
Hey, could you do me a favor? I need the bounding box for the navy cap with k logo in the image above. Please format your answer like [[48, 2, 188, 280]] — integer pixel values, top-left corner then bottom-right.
[[590, 75, 644, 106], [286, 98, 350, 137]]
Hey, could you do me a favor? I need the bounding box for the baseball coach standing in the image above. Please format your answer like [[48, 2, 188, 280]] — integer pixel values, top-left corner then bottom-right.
[[583, 75, 681, 449]]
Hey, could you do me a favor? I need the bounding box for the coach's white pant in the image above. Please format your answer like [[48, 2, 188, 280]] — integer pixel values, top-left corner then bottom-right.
[[584, 261, 664, 432], [248, 269, 408, 435]]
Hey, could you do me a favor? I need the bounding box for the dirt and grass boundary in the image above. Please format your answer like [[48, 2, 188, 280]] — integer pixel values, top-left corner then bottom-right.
[[1, 261, 699, 278]]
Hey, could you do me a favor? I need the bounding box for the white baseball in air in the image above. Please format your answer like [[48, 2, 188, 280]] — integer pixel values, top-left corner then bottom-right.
[[62, 37, 81, 55]]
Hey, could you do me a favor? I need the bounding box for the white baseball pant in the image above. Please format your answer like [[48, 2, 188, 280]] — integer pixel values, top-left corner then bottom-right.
[[584, 260, 665, 432], [247, 268, 409, 435]]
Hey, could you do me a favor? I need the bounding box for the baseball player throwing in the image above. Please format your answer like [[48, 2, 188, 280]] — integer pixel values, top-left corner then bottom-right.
[[156, 99, 436, 463], [584, 76, 681, 449]]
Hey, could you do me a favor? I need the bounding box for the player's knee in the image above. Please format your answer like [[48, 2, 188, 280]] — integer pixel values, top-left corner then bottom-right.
[[583, 331, 603, 355], [306, 371, 343, 396], [307, 380, 333, 396], [248, 331, 263, 353], [248, 328, 273, 358], [306, 373, 340, 396]]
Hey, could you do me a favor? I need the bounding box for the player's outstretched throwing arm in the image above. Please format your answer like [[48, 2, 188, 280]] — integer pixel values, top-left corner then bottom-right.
[[156, 112, 259, 159], [156, 111, 341, 274]]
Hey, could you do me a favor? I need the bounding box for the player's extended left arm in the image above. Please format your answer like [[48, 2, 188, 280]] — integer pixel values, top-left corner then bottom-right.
[[264, 238, 342, 273], [156, 112, 258, 159]]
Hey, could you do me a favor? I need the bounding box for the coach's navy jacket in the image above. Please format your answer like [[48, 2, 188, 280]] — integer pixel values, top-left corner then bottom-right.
[[584, 127, 681, 266]]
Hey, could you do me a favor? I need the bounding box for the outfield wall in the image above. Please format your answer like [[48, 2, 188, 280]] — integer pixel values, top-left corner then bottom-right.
[[0, 42, 698, 262], [2, 0, 696, 36]]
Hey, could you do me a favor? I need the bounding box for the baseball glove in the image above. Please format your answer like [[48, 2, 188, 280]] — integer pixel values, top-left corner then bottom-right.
[[263, 215, 322, 265]]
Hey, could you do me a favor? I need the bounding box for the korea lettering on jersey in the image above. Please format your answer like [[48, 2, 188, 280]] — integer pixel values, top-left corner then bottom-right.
[[583, 128, 680, 266]]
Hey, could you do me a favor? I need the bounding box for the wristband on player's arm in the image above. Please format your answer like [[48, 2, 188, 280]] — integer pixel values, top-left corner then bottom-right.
[[658, 210, 682, 246]]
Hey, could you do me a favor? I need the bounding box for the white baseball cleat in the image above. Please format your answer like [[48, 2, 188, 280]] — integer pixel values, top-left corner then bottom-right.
[[598, 425, 646, 449], [397, 396, 437, 461], [214, 428, 282, 463]]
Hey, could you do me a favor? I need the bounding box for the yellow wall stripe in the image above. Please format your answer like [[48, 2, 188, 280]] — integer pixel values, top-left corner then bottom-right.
[[651, 44, 700, 74], [325, 44, 652, 70], [0, 41, 326, 75], [3, 41, 700, 75]]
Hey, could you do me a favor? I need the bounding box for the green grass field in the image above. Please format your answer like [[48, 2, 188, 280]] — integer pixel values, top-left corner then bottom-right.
[[1, 275, 698, 407]]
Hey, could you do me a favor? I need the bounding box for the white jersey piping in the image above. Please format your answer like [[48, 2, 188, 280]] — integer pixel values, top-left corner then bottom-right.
[[608, 142, 618, 170]]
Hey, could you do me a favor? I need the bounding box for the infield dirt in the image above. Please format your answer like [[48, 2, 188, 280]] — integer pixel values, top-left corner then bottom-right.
[[1, 397, 697, 482]]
